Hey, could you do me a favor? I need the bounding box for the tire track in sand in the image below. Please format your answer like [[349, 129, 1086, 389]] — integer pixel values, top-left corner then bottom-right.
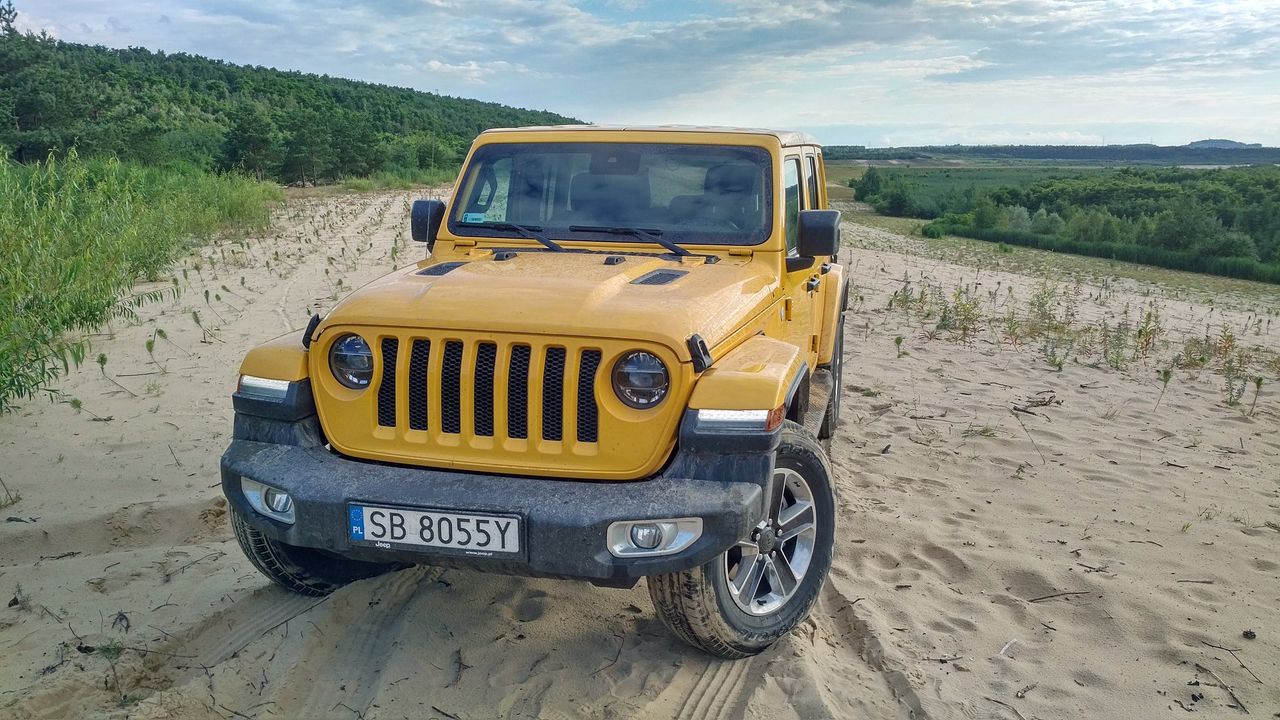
[[637, 652, 761, 720], [266, 567, 431, 718]]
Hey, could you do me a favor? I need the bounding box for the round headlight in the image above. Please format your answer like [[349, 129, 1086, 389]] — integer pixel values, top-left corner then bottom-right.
[[329, 334, 374, 389], [613, 351, 669, 409]]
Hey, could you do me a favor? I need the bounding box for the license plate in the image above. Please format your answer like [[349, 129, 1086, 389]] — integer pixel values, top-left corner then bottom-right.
[[348, 504, 520, 556]]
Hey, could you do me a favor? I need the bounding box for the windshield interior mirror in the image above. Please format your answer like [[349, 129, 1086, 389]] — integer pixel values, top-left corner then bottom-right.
[[411, 199, 446, 250], [797, 209, 841, 258]]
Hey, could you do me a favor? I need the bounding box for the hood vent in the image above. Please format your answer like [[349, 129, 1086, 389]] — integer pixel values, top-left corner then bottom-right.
[[417, 261, 466, 277], [631, 269, 688, 286]]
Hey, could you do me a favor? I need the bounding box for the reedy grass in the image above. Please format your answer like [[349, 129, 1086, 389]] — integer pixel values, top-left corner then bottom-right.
[[0, 152, 280, 412]]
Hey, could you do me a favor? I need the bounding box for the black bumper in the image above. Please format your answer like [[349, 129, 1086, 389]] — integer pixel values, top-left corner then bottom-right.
[[221, 413, 774, 586]]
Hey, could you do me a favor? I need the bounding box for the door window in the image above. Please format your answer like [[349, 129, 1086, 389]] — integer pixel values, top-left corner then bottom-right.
[[805, 154, 820, 209], [783, 158, 801, 254]]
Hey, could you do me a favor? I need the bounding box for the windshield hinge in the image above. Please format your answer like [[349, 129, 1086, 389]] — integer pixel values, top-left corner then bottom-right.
[[727, 248, 753, 257]]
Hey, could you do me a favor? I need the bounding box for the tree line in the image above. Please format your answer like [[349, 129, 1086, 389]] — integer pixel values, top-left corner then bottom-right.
[[853, 165, 1280, 284], [0, 1, 576, 184], [826, 144, 1280, 165]]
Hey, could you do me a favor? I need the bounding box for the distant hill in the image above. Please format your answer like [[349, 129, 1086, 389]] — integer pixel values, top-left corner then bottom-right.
[[0, 20, 578, 183], [825, 142, 1280, 165], [1187, 139, 1263, 150]]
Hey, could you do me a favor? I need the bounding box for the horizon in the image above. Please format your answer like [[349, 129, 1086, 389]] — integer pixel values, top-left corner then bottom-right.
[[16, 1, 1280, 147]]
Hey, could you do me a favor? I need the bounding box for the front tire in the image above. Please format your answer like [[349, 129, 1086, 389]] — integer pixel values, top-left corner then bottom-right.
[[231, 507, 397, 596], [647, 421, 836, 658]]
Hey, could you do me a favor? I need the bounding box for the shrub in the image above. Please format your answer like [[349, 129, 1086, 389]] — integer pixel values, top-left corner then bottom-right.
[[0, 153, 281, 412]]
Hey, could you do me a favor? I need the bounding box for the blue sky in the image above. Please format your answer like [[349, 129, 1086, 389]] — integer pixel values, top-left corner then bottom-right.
[[18, 0, 1280, 146]]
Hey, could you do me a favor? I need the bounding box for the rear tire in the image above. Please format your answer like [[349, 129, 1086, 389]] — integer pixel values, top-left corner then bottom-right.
[[647, 421, 836, 658], [231, 507, 397, 596]]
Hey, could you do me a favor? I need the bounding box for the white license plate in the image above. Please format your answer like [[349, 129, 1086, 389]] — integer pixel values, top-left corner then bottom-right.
[[348, 505, 520, 556]]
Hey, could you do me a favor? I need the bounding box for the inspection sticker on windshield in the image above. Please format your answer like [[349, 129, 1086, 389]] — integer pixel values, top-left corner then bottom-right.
[[462, 212, 487, 223], [348, 504, 520, 556]]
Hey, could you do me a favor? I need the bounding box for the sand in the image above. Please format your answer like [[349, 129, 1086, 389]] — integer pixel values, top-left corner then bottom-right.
[[1, 190, 1277, 719]]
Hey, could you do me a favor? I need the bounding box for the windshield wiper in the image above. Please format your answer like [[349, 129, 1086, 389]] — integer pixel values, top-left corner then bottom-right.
[[457, 221, 564, 252], [568, 225, 690, 256]]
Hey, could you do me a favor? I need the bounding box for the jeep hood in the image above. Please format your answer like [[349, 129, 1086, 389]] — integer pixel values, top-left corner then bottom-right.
[[317, 251, 778, 360]]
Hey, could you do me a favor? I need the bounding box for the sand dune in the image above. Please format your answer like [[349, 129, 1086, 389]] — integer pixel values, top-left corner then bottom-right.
[[2, 191, 1276, 719]]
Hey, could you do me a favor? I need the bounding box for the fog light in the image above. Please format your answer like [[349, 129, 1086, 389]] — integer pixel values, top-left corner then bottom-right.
[[264, 487, 293, 514], [240, 478, 296, 524], [606, 518, 703, 558], [630, 523, 663, 550]]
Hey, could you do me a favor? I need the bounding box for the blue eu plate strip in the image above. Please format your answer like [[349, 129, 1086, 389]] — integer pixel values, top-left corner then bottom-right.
[[349, 505, 365, 540]]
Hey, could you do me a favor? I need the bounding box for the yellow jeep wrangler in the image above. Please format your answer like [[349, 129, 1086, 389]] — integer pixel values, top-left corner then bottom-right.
[[222, 126, 848, 658]]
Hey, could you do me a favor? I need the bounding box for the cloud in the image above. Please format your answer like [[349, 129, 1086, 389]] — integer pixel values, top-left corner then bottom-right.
[[16, 0, 1280, 144]]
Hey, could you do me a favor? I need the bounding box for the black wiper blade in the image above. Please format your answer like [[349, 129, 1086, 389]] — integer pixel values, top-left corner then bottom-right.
[[457, 221, 564, 252], [569, 225, 690, 256]]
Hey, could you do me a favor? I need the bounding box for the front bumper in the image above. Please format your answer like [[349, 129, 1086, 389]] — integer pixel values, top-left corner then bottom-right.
[[221, 413, 775, 586]]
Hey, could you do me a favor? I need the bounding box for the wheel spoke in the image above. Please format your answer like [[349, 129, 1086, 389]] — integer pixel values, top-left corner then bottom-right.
[[777, 501, 815, 542], [733, 554, 768, 606], [766, 555, 799, 596], [766, 471, 787, 520]]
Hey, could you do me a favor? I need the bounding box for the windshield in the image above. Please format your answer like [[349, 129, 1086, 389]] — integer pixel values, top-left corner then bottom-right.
[[450, 142, 773, 247]]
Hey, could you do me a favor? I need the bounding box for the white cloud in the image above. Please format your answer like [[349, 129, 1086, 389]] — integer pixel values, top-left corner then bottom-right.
[[16, 0, 1280, 144]]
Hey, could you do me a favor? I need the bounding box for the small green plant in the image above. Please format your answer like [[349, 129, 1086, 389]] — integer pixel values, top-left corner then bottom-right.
[[0, 477, 19, 509], [860, 388, 880, 397], [96, 353, 138, 397], [962, 425, 998, 438], [951, 287, 983, 341], [1001, 309, 1024, 347], [894, 336, 907, 358], [1248, 377, 1263, 416], [1222, 353, 1247, 406], [1215, 324, 1236, 359], [144, 331, 167, 373], [1153, 368, 1173, 410], [1180, 521, 1192, 533], [1133, 307, 1163, 359]]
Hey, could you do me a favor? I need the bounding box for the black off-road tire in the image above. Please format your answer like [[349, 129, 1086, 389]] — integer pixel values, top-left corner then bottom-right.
[[231, 507, 397, 596], [818, 314, 845, 440], [647, 421, 836, 658]]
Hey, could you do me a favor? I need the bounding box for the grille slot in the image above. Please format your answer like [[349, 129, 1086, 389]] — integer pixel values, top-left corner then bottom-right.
[[441, 341, 463, 434], [474, 343, 497, 437], [577, 350, 601, 443], [542, 347, 566, 441], [407, 339, 430, 430], [508, 345, 531, 439], [377, 338, 398, 427]]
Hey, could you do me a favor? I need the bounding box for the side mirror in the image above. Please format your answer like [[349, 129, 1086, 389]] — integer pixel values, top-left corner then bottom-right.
[[411, 199, 446, 249], [797, 209, 840, 258]]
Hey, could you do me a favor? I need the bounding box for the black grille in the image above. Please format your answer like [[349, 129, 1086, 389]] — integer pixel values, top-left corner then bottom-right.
[[441, 341, 463, 434], [407, 339, 430, 430], [508, 345, 531, 439], [377, 338, 398, 427], [632, 269, 687, 285], [542, 347, 566, 441], [577, 350, 601, 443], [474, 343, 497, 437]]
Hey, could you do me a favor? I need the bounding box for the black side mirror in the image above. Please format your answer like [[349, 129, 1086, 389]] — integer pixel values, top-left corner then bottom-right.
[[797, 209, 841, 258], [411, 199, 446, 249]]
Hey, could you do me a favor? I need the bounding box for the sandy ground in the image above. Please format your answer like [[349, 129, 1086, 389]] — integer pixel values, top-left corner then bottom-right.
[[2, 190, 1278, 719]]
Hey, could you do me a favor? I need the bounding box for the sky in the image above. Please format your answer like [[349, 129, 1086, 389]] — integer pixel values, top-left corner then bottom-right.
[[16, 0, 1280, 146]]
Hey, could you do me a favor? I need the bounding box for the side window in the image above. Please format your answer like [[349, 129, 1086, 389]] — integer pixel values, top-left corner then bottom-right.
[[805, 154, 820, 209], [784, 157, 801, 254]]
